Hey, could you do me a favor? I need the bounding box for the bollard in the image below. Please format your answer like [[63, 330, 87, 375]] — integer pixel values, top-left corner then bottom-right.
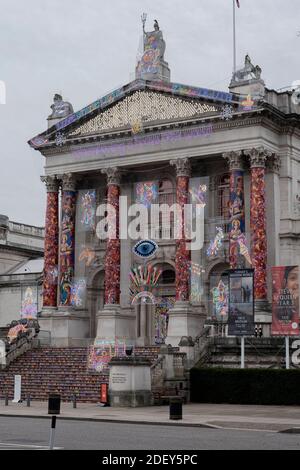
[[49, 415, 57, 450], [48, 394, 61, 415], [73, 395, 77, 409], [5, 394, 8, 406], [27, 395, 31, 407], [169, 397, 183, 420]]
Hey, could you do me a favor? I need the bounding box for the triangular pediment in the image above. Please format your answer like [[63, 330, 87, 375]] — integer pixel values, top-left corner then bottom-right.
[[69, 90, 221, 137], [28, 79, 243, 149]]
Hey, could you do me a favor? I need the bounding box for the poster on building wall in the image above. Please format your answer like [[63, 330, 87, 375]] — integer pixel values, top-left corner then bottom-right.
[[228, 269, 254, 336], [271, 266, 299, 336], [20, 285, 38, 319]]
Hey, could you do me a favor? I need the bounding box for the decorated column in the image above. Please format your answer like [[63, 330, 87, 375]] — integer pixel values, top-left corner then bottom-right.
[[59, 173, 77, 307], [222, 151, 245, 268], [170, 158, 191, 302], [101, 167, 121, 305], [41, 175, 59, 308], [245, 147, 269, 300]]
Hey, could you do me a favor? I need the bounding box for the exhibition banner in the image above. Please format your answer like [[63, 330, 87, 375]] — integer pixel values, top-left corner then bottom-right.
[[271, 266, 299, 336], [228, 269, 254, 336]]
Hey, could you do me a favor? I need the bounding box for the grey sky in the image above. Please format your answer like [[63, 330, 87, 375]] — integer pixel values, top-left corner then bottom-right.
[[0, 0, 298, 226]]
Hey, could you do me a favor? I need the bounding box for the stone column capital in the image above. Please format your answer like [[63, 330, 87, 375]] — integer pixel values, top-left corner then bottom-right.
[[170, 158, 191, 177], [40, 175, 59, 192], [267, 154, 281, 174], [58, 173, 77, 192], [222, 151, 243, 171], [102, 167, 121, 186], [244, 146, 272, 168]]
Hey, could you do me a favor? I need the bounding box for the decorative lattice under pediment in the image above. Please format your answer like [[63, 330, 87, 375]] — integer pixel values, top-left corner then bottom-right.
[[70, 90, 219, 137]]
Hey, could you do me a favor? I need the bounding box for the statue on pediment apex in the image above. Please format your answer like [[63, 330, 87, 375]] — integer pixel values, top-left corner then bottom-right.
[[48, 94, 74, 119]]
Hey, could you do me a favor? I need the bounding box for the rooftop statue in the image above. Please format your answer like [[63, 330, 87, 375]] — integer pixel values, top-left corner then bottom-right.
[[232, 54, 262, 83], [141, 14, 166, 61], [48, 94, 74, 119]]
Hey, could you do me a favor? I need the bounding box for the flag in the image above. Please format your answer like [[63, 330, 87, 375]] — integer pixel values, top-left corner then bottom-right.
[[236, 0, 240, 7]]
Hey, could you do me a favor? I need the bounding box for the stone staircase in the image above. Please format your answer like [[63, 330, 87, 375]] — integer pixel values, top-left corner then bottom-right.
[[0, 345, 169, 403], [0, 347, 108, 403], [197, 336, 298, 369]]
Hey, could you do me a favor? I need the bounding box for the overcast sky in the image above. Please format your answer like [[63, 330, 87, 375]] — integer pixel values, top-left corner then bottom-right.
[[0, 0, 298, 226]]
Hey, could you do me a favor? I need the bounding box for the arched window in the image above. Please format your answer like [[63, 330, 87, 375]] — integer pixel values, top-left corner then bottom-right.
[[217, 174, 230, 219], [158, 179, 175, 239], [159, 269, 176, 284]]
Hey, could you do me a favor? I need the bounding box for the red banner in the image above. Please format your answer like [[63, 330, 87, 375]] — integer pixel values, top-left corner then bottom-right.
[[272, 266, 299, 335]]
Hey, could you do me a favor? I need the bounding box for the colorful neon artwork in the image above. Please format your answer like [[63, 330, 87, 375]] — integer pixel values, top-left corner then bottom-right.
[[189, 184, 207, 207], [133, 239, 158, 258], [78, 247, 97, 266], [59, 190, 76, 306], [80, 190, 96, 229], [229, 170, 245, 268], [241, 94, 255, 111], [136, 182, 158, 208], [87, 339, 128, 373], [250, 167, 267, 299], [131, 120, 144, 135], [71, 279, 86, 307], [220, 104, 233, 120], [154, 297, 175, 344], [206, 227, 224, 258], [129, 264, 162, 304], [21, 287, 38, 319], [211, 280, 229, 316], [190, 262, 205, 302]]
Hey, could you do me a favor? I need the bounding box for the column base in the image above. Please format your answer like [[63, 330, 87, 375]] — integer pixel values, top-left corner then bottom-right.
[[94, 304, 135, 345], [165, 301, 206, 347], [38, 308, 90, 347]]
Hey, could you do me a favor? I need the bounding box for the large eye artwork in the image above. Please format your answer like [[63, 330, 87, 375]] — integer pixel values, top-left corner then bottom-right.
[[133, 239, 158, 258]]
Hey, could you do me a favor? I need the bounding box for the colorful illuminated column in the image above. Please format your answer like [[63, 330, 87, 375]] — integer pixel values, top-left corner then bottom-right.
[[41, 175, 59, 308], [101, 167, 121, 305], [245, 147, 269, 300], [222, 151, 245, 269], [59, 173, 77, 307], [170, 158, 191, 302]]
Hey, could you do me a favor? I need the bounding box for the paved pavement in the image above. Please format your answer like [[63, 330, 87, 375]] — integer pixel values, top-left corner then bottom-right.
[[1, 401, 300, 432]]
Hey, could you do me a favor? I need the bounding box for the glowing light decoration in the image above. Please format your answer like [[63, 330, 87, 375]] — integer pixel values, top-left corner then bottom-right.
[[237, 233, 252, 265], [79, 247, 97, 266], [211, 280, 229, 316], [70, 279, 86, 307], [241, 94, 255, 111], [220, 104, 233, 120], [21, 287, 38, 319], [136, 182, 158, 208], [207, 227, 224, 258], [189, 184, 207, 207], [55, 132, 66, 146], [87, 339, 129, 373], [129, 264, 162, 304], [133, 239, 158, 258], [189, 262, 205, 302], [80, 190, 96, 229], [131, 120, 144, 134]]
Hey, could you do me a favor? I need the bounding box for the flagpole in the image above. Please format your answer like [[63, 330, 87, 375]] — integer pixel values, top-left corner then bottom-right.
[[233, 0, 237, 75]]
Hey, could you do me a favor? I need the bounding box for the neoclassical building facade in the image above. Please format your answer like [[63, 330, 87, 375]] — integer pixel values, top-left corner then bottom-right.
[[28, 25, 300, 347]]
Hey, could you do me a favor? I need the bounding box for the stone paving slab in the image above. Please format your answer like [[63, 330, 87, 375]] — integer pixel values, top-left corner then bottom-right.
[[1, 402, 300, 432]]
